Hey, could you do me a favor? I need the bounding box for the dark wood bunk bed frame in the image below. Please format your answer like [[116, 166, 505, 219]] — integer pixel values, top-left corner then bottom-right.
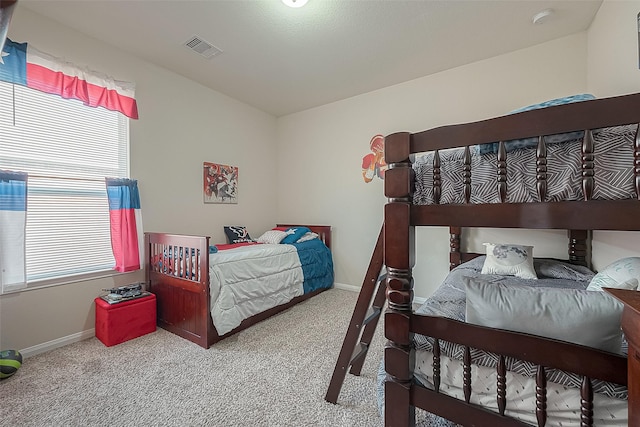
[[144, 224, 332, 349], [383, 92, 640, 426]]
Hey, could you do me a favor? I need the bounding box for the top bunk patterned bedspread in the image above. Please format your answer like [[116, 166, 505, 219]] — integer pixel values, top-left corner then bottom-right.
[[413, 125, 638, 205]]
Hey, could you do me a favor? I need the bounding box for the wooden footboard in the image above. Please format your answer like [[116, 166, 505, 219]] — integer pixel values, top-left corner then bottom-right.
[[145, 232, 212, 349]]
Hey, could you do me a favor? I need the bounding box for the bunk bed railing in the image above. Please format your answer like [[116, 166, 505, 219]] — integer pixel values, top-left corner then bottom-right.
[[408, 316, 627, 427], [411, 315, 627, 385], [410, 199, 640, 231]]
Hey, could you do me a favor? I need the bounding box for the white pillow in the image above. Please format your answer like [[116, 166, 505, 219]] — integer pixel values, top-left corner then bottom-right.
[[587, 257, 640, 292], [296, 231, 319, 243], [481, 243, 537, 279], [465, 277, 624, 353], [256, 230, 287, 244]]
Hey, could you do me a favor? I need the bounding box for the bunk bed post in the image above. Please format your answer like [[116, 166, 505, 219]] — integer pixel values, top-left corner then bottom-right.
[[384, 132, 415, 426], [568, 229, 592, 269], [449, 226, 462, 269], [144, 233, 150, 287]]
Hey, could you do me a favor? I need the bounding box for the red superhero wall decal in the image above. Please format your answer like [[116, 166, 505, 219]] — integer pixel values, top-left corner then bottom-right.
[[361, 134, 387, 183]]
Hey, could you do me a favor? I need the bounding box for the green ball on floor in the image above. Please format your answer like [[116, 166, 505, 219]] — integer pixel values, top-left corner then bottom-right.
[[0, 349, 22, 379]]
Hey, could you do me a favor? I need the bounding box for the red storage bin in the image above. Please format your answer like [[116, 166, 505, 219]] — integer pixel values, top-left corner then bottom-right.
[[95, 293, 156, 346]]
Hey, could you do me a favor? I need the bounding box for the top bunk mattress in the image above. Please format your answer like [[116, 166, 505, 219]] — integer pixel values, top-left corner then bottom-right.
[[413, 124, 638, 205]]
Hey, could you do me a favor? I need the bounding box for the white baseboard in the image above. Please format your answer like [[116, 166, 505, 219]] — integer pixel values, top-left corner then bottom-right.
[[20, 329, 95, 358], [333, 282, 427, 307], [413, 296, 427, 306], [332, 282, 361, 293]]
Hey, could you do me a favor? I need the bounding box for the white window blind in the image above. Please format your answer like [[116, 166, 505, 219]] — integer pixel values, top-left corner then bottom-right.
[[0, 81, 129, 284]]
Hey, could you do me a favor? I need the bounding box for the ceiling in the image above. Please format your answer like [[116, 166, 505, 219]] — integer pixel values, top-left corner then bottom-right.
[[17, 0, 603, 117]]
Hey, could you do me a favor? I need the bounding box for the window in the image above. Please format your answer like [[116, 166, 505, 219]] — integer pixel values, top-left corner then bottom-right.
[[0, 81, 129, 285]]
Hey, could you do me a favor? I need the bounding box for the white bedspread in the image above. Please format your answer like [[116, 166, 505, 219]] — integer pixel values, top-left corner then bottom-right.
[[209, 244, 304, 335]]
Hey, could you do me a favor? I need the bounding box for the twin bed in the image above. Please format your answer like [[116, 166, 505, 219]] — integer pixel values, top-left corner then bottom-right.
[[144, 224, 333, 349], [381, 92, 640, 426]]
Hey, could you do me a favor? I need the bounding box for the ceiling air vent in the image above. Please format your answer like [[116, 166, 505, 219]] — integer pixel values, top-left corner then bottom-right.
[[183, 35, 222, 59]]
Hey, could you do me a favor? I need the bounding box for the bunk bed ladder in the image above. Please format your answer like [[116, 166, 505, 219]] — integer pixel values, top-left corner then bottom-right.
[[325, 225, 386, 404]]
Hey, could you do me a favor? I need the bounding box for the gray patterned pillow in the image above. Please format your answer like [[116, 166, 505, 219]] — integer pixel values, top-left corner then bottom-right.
[[481, 243, 537, 279]]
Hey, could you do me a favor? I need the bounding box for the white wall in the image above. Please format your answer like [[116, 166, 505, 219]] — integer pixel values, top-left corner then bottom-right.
[[588, 0, 640, 97], [585, 0, 640, 275], [278, 33, 590, 298], [0, 6, 279, 352]]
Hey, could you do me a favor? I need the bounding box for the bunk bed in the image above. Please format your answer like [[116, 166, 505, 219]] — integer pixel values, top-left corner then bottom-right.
[[145, 224, 333, 349], [381, 92, 640, 426]]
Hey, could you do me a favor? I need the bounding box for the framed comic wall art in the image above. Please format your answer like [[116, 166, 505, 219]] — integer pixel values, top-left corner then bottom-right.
[[203, 162, 238, 204]]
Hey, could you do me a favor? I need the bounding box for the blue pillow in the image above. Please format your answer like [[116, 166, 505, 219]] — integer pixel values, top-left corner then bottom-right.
[[281, 227, 311, 244], [509, 93, 596, 114], [209, 245, 218, 254], [478, 94, 596, 155]]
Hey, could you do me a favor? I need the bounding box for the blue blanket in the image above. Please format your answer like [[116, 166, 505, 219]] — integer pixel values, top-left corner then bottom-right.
[[291, 239, 334, 293]]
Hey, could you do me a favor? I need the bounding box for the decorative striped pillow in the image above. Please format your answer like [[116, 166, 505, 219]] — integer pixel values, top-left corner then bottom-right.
[[256, 230, 287, 244]]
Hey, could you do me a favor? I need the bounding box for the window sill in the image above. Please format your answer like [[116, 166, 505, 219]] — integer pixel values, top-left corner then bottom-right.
[[1, 269, 143, 295]]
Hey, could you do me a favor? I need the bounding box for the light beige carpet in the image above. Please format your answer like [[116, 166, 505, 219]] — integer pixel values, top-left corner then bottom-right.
[[0, 289, 389, 427]]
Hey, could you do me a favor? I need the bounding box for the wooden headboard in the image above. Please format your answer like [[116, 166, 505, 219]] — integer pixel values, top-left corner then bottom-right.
[[448, 227, 592, 270], [276, 224, 332, 250]]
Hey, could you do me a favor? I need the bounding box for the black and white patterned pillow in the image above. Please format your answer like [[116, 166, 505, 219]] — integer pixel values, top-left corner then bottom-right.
[[481, 243, 537, 279], [224, 226, 254, 244]]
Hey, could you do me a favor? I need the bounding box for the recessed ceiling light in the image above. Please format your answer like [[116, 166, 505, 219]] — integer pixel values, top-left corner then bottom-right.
[[532, 8, 554, 25], [282, 0, 308, 8]]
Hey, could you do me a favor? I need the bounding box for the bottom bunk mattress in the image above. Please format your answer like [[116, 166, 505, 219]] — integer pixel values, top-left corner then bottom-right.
[[209, 238, 334, 335], [377, 256, 628, 426]]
